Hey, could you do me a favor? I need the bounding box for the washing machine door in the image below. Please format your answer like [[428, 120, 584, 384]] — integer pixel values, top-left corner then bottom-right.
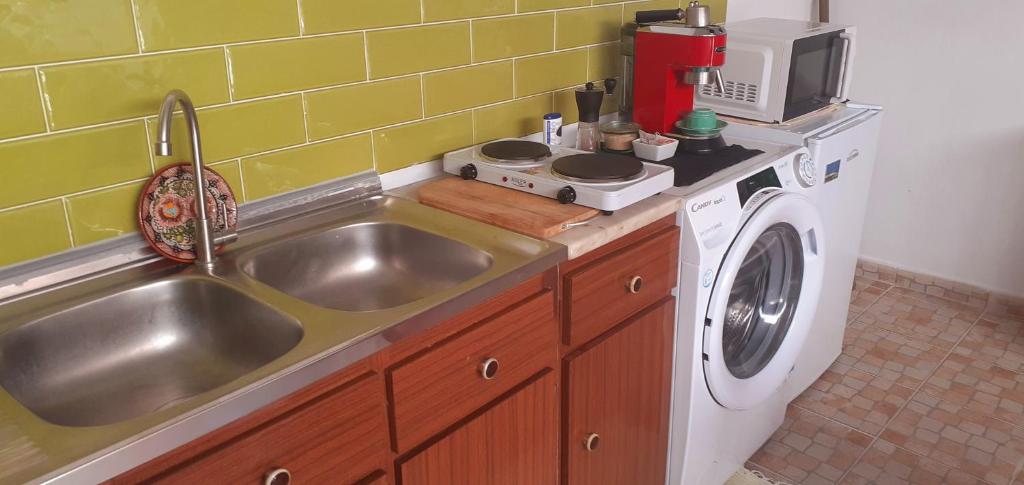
[[703, 190, 825, 410]]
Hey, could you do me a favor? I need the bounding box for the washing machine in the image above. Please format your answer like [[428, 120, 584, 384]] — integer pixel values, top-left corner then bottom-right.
[[721, 104, 883, 402], [664, 138, 826, 485]]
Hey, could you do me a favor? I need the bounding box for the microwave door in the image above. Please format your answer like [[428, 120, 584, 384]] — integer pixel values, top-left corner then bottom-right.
[[783, 31, 845, 120]]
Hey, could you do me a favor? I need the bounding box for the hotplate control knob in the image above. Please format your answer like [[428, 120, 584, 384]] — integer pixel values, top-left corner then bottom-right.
[[557, 186, 577, 204], [459, 163, 478, 180]]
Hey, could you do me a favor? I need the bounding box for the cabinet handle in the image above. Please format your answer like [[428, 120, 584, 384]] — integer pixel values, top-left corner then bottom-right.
[[627, 275, 643, 294], [584, 433, 600, 451], [480, 358, 500, 380], [265, 468, 291, 485]]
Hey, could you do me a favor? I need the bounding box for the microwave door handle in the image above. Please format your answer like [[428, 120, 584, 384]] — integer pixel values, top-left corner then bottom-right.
[[830, 32, 855, 103]]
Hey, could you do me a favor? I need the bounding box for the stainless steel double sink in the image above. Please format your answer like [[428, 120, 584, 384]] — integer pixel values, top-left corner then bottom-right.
[[0, 194, 555, 432]]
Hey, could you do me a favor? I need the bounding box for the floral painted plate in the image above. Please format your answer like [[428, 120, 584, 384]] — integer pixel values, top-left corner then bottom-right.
[[138, 163, 238, 263]]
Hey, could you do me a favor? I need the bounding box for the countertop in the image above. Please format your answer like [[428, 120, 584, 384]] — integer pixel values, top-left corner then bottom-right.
[[388, 176, 683, 259]]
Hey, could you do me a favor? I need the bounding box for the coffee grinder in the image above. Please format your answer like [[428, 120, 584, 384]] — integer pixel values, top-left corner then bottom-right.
[[632, 2, 727, 135]]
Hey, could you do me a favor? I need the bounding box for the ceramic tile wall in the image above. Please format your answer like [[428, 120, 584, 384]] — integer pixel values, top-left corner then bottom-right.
[[0, 0, 727, 267]]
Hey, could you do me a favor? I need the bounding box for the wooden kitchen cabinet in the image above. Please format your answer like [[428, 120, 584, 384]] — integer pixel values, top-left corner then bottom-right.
[[558, 215, 680, 485], [563, 297, 676, 485], [398, 371, 559, 485], [111, 215, 681, 485]]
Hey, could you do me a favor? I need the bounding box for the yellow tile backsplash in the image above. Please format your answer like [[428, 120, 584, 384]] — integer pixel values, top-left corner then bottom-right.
[[514, 49, 588, 97], [242, 134, 374, 200], [65, 183, 144, 246], [300, 0, 421, 34], [305, 76, 424, 140], [149, 96, 307, 165], [373, 113, 474, 173], [366, 23, 472, 79], [40, 49, 230, 130], [0, 201, 72, 267], [555, 5, 623, 49], [423, 62, 514, 116], [228, 35, 366, 100], [0, 0, 730, 267], [0, 0, 137, 68], [519, 0, 590, 14], [134, 0, 299, 51], [0, 69, 46, 139], [0, 122, 151, 209], [474, 94, 554, 143], [423, 0, 515, 22], [472, 14, 555, 63], [589, 43, 624, 80]]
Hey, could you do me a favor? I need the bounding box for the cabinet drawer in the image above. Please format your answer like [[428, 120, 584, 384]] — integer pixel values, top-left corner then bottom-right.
[[149, 372, 388, 484], [389, 290, 557, 452], [564, 226, 679, 347], [398, 371, 558, 485]]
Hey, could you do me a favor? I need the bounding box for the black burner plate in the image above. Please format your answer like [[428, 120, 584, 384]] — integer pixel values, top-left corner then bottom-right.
[[481, 140, 551, 161], [552, 153, 644, 180]]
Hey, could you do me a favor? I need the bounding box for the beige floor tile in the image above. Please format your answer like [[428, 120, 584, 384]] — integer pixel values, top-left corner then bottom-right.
[[793, 361, 913, 436], [848, 276, 892, 323], [857, 287, 980, 351], [839, 322, 948, 388], [841, 439, 989, 485], [749, 406, 873, 485], [880, 392, 1024, 485], [954, 314, 1024, 373], [919, 352, 1024, 427]]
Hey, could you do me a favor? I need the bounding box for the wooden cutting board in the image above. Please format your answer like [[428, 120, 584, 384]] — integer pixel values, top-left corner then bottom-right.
[[418, 178, 600, 239]]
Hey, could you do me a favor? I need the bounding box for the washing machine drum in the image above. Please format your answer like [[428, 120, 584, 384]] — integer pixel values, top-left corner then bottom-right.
[[703, 191, 825, 410]]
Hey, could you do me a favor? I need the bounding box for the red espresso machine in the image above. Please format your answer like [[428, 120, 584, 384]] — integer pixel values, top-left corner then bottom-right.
[[633, 2, 726, 135]]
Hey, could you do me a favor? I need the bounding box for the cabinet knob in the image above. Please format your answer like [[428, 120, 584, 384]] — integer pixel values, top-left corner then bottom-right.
[[480, 357, 500, 380], [627, 275, 643, 294], [265, 468, 291, 485], [584, 433, 600, 451]]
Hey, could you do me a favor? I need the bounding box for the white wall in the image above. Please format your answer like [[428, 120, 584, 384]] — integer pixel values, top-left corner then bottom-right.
[[726, 0, 815, 22], [831, 0, 1024, 297]]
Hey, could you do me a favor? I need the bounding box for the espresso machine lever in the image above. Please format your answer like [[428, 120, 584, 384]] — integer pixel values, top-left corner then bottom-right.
[[714, 68, 726, 94]]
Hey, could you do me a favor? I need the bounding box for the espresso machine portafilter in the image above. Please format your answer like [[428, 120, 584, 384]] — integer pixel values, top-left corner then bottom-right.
[[621, 2, 727, 134]]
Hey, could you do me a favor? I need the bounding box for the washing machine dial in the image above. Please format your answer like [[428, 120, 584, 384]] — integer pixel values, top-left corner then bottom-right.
[[794, 153, 816, 187]]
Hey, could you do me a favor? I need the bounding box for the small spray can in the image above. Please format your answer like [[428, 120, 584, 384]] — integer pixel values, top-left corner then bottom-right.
[[543, 112, 562, 145]]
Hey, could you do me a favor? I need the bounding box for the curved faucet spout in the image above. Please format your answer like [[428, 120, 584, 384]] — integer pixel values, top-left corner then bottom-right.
[[154, 89, 216, 267]]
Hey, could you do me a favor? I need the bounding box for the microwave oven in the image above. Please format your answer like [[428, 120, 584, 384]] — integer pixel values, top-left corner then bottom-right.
[[695, 18, 855, 123]]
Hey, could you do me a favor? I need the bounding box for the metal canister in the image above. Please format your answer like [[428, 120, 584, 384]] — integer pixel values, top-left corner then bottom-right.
[[543, 112, 562, 145]]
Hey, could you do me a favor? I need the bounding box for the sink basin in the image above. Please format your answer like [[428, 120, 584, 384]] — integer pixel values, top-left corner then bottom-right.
[[0, 278, 302, 427], [240, 222, 493, 311]]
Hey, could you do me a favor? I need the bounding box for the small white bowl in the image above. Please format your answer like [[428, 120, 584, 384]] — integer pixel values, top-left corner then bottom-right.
[[632, 134, 678, 161]]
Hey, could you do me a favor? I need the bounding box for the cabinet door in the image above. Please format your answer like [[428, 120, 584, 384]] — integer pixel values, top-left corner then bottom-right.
[[399, 371, 558, 485], [565, 297, 675, 485]]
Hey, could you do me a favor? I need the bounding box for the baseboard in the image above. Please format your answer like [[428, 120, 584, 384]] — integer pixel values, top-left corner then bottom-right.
[[856, 258, 1024, 319]]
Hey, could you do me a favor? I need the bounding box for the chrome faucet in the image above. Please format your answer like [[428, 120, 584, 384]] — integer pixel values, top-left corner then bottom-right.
[[154, 90, 217, 267]]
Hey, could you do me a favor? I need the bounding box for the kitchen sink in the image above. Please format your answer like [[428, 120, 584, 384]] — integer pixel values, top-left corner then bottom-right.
[[239, 222, 494, 311], [0, 278, 303, 427]]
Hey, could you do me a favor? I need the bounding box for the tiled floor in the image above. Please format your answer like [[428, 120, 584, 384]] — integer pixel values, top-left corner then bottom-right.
[[748, 276, 1024, 484]]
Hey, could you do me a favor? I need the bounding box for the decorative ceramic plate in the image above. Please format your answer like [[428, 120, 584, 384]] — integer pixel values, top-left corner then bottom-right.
[[138, 163, 238, 263]]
